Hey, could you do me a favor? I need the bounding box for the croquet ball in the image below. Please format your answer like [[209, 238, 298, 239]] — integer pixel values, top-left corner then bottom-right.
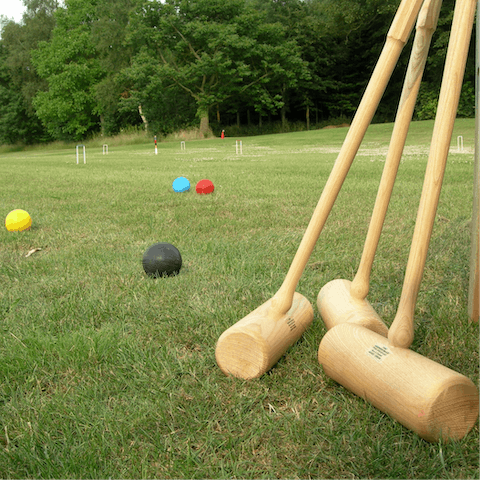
[[142, 242, 182, 278], [172, 176, 190, 193], [5, 209, 32, 232], [196, 179, 214, 194]]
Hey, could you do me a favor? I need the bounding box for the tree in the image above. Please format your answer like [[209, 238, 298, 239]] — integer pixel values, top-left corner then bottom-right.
[[0, 1, 58, 144], [126, 0, 309, 136], [118, 49, 198, 135], [296, 0, 407, 124], [32, 0, 104, 141], [0, 44, 35, 144], [90, 0, 144, 135]]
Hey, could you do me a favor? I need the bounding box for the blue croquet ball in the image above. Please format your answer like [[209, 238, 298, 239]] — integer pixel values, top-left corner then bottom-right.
[[172, 176, 190, 193]]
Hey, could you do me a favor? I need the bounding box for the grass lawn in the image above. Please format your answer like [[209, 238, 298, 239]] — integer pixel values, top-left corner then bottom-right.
[[0, 118, 478, 479]]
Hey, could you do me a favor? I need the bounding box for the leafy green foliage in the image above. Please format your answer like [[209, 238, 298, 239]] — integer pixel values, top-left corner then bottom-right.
[[31, 0, 105, 141], [90, 0, 144, 135], [0, 63, 33, 144], [0, 0, 477, 144], [0, 6, 56, 144], [125, 0, 309, 134]]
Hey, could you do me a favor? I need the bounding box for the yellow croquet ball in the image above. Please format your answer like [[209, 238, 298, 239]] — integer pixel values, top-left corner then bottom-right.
[[5, 209, 32, 232]]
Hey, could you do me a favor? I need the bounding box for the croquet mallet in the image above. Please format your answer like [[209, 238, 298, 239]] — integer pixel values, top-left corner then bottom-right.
[[318, 0, 479, 442], [317, 0, 443, 337], [216, 0, 425, 380]]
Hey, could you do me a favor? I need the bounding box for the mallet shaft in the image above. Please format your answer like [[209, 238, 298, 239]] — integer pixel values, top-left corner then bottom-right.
[[389, 0, 478, 348], [351, 0, 442, 301], [271, 0, 425, 317], [317, 0, 439, 336]]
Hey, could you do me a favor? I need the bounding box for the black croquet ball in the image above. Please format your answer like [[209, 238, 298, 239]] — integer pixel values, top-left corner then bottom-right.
[[142, 242, 182, 277]]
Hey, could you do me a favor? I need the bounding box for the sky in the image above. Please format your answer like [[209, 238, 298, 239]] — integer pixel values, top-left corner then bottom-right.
[[0, 0, 27, 23]]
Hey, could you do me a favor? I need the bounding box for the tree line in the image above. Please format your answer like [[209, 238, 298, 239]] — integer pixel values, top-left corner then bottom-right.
[[0, 0, 476, 145]]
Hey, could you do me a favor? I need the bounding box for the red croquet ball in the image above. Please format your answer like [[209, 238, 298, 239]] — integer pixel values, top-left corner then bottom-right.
[[195, 179, 214, 194]]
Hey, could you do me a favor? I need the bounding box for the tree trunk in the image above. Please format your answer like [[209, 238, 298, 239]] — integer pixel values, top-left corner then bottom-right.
[[306, 105, 310, 131], [199, 115, 209, 137], [138, 105, 148, 131], [197, 105, 209, 137]]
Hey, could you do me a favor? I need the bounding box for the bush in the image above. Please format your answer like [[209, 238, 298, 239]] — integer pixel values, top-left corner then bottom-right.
[[414, 81, 475, 121]]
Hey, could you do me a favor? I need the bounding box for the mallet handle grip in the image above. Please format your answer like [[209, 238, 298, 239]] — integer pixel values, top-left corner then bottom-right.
[[351, 0, 443, 301], [270, 0, 425, 318], [388, 0, 478, 348]]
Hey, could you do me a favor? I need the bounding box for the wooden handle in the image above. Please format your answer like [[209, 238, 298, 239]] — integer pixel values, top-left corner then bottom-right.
[[469, 159, 480, 321], [388, 0, 478, 348], [388, 0, 432, 43], [268, 0, 424, 318], [351, 0, 443, 301], [468, 1, 479, 322]]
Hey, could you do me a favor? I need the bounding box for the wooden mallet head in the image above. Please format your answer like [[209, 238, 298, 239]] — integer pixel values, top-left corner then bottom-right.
[[318, 279, 388, 336], [318, 323, 479, 442], [215, 292, 313, 379]]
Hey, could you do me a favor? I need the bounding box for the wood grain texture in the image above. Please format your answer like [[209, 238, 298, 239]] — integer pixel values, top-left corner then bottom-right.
[[388, 0, 478, 348], [469, 142, 479, 321], [351, 0, 442, 302], [317, 279, 388, 336], [468, 1, 479, 322], [318, 323, 479, 442], [215, 292, 313, 379], [389, 0, 428, 43]]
